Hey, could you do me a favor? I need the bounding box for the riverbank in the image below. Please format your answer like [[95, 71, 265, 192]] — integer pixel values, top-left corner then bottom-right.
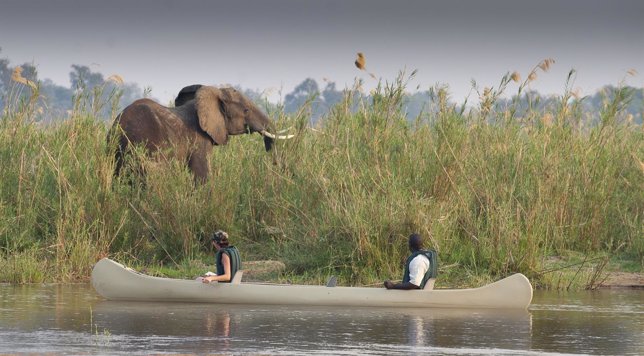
[[601, 272, 644, 289], [1, 72, 642, 289]]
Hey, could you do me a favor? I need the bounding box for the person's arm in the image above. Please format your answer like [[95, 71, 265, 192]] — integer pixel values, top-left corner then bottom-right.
[[219, 253, 231, 281], [384, 280, 420, 290], [203, 254, 231, 283]]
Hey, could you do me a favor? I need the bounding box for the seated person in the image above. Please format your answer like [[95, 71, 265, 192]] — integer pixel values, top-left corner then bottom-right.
[[201, 230, 241, 283], [384, 233, 436, 290]]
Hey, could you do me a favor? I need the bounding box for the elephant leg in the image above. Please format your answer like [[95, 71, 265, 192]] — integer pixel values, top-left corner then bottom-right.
[[107, 126, 125, 178], [113, 142, 148, 186], [188, 152, 209, 184], [113, 146, 124, 177]]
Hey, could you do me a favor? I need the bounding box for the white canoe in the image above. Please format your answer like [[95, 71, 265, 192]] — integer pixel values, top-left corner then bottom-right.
[[91, 258, 533, 309]]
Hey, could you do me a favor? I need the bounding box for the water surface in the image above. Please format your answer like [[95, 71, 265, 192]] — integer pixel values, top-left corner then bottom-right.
[[0, 284, 642, 355]]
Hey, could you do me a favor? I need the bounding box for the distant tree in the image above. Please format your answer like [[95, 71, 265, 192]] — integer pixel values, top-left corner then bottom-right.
[[0, 48, 10, 109], [66, 64, 143, 121], [39, 79, 73, 119], [69, 64, 104, 89], [629, 87, 644, 124], [583, 85, 643, 125], [404, 91, 432, 120], [118, 82, 143, 109], [284, 78, 320, 114], [282, 79, 357, 123], [16, 62, 40, 99], [321, 82, 343, 107], [18, 63, 38, 82]]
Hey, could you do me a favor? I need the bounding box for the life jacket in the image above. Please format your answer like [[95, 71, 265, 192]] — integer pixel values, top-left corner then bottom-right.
[[402, 249, 438, 289], [215, 246, 241, 282]]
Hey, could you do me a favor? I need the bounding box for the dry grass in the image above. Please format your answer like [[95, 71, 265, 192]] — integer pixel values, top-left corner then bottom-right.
[[11, 66, 38, 90], [354, 52, 377, 80]]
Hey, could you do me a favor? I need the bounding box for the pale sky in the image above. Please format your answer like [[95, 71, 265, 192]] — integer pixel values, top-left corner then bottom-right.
[[1, 0, 642, 104]]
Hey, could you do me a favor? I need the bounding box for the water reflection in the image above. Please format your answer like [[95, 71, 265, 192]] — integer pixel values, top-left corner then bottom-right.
[[1, 284, 642, 355], [89, 301, 533, 354]]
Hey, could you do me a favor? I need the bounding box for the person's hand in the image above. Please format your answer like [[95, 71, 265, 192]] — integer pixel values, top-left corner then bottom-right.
[[202, 276, 211, 283], [384, 280, 394, 289]]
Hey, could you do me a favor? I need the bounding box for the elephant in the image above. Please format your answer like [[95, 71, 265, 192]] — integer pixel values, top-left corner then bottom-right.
[[110, 85, 291, 182]]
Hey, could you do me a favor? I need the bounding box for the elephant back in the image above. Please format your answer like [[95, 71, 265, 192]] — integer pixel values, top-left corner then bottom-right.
[[118, 99, 194, 150]]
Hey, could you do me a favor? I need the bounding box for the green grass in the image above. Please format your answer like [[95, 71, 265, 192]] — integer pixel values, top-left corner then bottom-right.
[[1, 72, 642, 289]]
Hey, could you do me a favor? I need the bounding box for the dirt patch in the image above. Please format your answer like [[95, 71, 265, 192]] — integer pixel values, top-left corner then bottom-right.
[[243, 260, 286, 280], [599, 272, 644, 289]]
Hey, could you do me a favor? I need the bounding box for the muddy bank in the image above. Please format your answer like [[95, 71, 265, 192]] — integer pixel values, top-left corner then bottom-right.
[[600, 272, 644, 289]]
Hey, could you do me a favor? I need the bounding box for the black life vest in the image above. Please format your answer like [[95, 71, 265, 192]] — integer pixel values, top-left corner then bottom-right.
[[402, 249, 438, 289], [215, 246, 241, 282]]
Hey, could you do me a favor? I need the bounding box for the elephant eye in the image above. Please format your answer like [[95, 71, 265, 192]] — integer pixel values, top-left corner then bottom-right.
[[243, 108, 250, 114]]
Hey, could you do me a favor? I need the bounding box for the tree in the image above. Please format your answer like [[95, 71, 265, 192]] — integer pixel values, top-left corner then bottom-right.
[[66, 64, 143, 122], [69, 64, 104, 90], [0, 48, 10, 109], [321, 82, 343, 107], [284, 78, 320, 114]]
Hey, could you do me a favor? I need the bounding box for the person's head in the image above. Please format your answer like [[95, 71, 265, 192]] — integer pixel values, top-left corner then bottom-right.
[[211, 230, 230, 249], [408, 233, 423, 252]]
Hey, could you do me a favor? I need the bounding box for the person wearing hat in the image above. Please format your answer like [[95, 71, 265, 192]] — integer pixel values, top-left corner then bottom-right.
[[201, 230, 242, 283]]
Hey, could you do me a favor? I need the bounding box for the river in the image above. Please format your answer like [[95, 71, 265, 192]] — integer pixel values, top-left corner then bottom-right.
[[0, 284, 642, 355]]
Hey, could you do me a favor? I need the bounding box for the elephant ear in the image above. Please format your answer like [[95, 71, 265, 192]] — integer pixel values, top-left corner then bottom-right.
[[196, 86, 228, 145]]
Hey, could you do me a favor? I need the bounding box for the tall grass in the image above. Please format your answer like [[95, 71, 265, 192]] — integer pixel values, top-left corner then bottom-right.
[[1, 70, 642, 287]]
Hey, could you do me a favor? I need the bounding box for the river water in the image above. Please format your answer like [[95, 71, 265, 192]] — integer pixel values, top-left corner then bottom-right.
[[0, 284, 642, 355]]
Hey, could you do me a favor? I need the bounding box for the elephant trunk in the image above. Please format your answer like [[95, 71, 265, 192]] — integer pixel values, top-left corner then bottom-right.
[[248, 111, 294, 151], [263, 135, 274, 151]]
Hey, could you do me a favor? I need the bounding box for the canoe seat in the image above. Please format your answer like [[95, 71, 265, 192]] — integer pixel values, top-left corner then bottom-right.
[[423, 278, 436, 290], [231, 270, 243, 285]]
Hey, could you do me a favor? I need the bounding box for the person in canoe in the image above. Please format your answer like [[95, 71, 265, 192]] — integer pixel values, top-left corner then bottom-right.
[[200, 230, 242, 283], [384, 233, 437, 290]]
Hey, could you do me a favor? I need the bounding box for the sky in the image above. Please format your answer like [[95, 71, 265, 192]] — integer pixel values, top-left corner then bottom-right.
[[1, 0, 642, 104]]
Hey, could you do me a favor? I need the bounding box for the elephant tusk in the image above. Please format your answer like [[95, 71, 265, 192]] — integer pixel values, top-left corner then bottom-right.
[[261, 130, 295, 140], [276, 127, 293, 134]]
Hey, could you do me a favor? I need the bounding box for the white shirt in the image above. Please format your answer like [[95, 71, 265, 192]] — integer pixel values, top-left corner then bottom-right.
[[408, 254, 430, 287]]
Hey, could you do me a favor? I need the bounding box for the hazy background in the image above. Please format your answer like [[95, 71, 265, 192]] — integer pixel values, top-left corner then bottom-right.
[[1, 0, 642, 104]]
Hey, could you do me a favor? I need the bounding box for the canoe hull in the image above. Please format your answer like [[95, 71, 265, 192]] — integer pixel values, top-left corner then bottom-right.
[[91, 258, 533, 309]]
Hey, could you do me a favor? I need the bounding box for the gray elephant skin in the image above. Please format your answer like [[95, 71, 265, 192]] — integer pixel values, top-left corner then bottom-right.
[[110, 85, 277, 182]]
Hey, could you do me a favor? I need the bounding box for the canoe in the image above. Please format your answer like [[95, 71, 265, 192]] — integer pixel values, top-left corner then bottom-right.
[[91, 258, 533, 309]]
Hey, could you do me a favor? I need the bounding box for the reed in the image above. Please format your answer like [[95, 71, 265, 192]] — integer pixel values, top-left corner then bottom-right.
[[0, 69, 641, 289]]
